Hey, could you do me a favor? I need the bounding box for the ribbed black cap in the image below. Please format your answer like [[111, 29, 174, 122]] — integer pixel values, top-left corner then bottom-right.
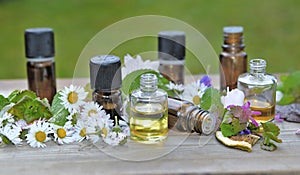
[[158, 31, 185, 61], [90, 55, 122, 91], [25, 28, 55, 58]]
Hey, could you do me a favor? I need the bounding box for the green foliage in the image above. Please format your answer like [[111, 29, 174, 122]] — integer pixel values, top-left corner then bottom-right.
[[220, 111, 245, 137], [200, 87, 224, 118], [121, 69, 174, 96], [49, 92, 70, 126], [8, 96, 52, 124], [277, 71, 300, 105], [9, 90, 37, 104], [0, 95, 9, 111], [259, 122, 282, 151]]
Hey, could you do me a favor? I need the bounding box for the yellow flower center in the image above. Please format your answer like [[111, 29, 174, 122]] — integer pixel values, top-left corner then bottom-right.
[[68, 92, 79, 104], [193, 95, 201, 105], [102, 127, 108, 138], [35, 131, 46, 142], [80, 128, 86, 137], [88, 109, 97, 117], [57, 128, 67, 138]]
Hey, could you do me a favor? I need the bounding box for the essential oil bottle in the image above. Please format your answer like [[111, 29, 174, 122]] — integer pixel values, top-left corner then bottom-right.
[[25, 28, 57, 103], [130, 73, 168, 143], [238, 59, 277, 123], [158, 31, 185, 85], [220, 26, 247, 91], [90, 55, 123, 124], [168, 97, 216, 135]]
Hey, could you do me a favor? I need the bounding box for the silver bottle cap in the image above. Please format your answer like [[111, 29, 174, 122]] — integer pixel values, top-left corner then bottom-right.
[[201, 113, 216, 135]]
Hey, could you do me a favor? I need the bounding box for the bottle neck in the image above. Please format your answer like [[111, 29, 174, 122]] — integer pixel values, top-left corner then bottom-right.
[[249, 59, 267, 77], [222, 32, 245, 53], [140, 73, 158, 92]]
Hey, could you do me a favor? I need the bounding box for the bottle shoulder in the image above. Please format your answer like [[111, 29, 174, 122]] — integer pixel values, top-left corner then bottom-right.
[[238, 73, 277, 86], [130, 88, 167, 99]]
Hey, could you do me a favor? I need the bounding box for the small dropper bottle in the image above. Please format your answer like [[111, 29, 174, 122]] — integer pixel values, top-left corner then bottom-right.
[[238, 58, 277, 123], [25, 28, 57, 103], [158, 31, 185, 85], [168, 97, 216, 135], [130, 73, 168, 143], [90, 55, 123, 124], [220, 26, 247, 91]]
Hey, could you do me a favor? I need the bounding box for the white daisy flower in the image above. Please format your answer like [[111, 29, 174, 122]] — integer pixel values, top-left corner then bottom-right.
[[59, 85, 88, 113], [103, 130, 127, 146], [73, 119, 88, 142], [166, 82, 184, 92], [16, 119, 29, 130], [121, 54, 159, 79], [26, 120, 53, 148], [182, 83, 202, 105], [0, 112, 15, 127], [81, 102, 105, 118], [0, 123, 22, 145], [53, 124, 74, 145]]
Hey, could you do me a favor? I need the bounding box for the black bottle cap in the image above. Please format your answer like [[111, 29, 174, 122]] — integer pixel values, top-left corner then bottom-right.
[[90, 55, 122, 91], [158, 31, 185, 61], [25, 28, 55, 58]]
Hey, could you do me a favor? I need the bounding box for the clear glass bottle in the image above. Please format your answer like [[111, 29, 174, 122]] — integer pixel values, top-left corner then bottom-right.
[[158, 31, 185, 85], [220, 26, 247, 91], [168, 97, 216, 135], [90, 55, 123, 125], [238, 59, 277, 123], [25, 28, 57, 103], [130, 73, 168, 143]]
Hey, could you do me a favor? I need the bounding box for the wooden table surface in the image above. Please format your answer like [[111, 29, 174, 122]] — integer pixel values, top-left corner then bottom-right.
[[0, 76, 299, 175]]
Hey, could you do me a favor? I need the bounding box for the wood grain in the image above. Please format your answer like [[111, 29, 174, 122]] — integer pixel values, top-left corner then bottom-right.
[[0, 77, 299, 175]]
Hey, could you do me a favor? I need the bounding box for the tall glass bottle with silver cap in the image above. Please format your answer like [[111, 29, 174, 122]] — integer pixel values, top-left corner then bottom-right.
[[238, 58, 277, 123], [130, 73, 168, 143], [220, 26, 247, 91], [90, 55, 123, 124], [168, 97, 216, 135], [24, 28, 57, 103], [158, 31, 185, 85]]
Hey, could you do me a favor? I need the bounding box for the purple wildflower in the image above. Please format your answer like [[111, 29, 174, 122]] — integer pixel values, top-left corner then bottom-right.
[[199, 75, 211, 87], [274, 114, 284, 123], [229, 102, 260, 127], [295, 129, 300, 135], [239, 129, 251, 135]]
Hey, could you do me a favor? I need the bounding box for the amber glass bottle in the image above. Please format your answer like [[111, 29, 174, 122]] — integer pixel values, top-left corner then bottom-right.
[[220, 26, 247, 91], [90, 55, 123, 125], [25, 28, 57, 103]]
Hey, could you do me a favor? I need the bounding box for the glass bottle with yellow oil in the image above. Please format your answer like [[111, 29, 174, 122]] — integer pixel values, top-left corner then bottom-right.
[[129, 73, 168, 144], [238, 59, 277, 123]]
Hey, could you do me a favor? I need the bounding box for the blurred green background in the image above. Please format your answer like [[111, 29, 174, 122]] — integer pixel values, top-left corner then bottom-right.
[[0, 0, 299, 79]]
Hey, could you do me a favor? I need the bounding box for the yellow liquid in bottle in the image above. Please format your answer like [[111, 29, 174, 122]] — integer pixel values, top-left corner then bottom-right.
[[130, 103, 168, 144], [247, 99, 275, 123]]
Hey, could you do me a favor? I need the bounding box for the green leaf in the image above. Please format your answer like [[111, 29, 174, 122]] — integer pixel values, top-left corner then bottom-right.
[[49, 92, 69, 126], [277, 71, 300, 105], [261, 122, 280, 137], [0, 95, 9, 111], [260, 122, 282, 151], [8, 96, 52, 124], [9, 90, 37, 103], [277, 94, 295, 105], [220, 116, 244, 137], [121, 69, 173, 96], [7, 90, 20, 101], [200, 87, 224, 118], [122, 69, 154, 95]]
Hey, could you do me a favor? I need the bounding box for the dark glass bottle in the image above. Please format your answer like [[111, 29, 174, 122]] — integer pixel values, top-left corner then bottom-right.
[[158, 31, 185, 85], [168, 97, 216, 135], [89, 55, 123, 125], [220, 26, 247, 91], [24, 28, 57, 103]]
